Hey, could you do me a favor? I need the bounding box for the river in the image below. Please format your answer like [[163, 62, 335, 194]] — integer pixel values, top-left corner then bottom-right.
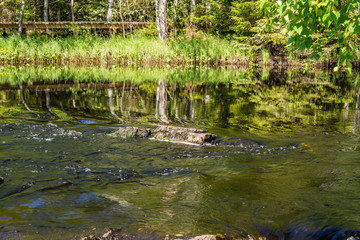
[[0, 67, 359, 239]]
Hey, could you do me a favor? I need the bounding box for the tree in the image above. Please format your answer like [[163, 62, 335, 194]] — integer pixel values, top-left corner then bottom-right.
[[209, 0, 235, 36], [71, 0, 74, 21], [155, 0, 168, 39], [43, 0, 49, 22], [107, 0, 114, 22], [261, 0, 360, 72], [17, 0, 26, 37], [231, 0, 262, 36]]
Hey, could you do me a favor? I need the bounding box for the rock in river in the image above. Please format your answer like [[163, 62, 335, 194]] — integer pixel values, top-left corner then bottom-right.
[[153, 125, 216, 145], [109, 126, 152, 139], [109, 125, 265, 147]]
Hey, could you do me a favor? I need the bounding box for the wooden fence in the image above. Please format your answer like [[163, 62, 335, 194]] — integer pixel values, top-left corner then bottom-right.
[[0, 21, 149, 33]]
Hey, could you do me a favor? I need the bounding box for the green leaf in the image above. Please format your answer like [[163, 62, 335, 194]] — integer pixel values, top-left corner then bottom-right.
[[322, 13, 330, 22], [299, 43, 306, 52], [260, 0, 267, 10], [302, 27, 310, 36], [331, 10, 340, 22], [354, 25, 360, 34], [305, 37, 313, 48], [294, 25, 303, 35], [346, 67, 352, 75], [284, 15, 290, 22]]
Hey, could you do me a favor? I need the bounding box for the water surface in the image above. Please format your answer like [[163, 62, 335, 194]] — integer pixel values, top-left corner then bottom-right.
[[0, 67, 360, 239]]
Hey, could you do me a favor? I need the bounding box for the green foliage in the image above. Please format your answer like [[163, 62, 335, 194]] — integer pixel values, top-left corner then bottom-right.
[[261, 0, 360, 71], [209, 0, 235, 36], [230, 0, 263, 36], [192, 3, 211, 31], [135, 23, 158, 37]]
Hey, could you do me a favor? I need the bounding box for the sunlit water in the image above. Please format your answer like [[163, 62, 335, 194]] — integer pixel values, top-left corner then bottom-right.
[[0, 67, 360, 239]]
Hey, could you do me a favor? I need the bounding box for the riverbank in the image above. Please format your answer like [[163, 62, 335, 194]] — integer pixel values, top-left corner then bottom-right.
[[0, 34, 357, 71]]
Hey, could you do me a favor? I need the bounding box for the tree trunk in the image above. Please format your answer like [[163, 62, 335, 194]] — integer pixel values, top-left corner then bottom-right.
[[173, 0, 178, 36], [43, 0, 49, 22], [205, 0, 210, 31], [57, 2, 61, 21], [190, 0, 196, 24], [106, 0, 113, 22], [17, 0, 26, 38], [156, 0, 168, 40], [119, 0, 125, 36], [71, 0, 74, 22], [190, 0, 195, 16], [126, 0, 133, 38], [33, 0, 37, 22]]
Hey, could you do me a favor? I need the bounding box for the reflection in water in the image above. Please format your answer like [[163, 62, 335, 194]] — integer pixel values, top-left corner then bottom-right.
[[19, 82, 40, 118], [156, 80, 169, 123], [1, 68, 360, 238], [0, 75, 359, 134], [43, 89, 59, 120], [107, 88, 123, 122]]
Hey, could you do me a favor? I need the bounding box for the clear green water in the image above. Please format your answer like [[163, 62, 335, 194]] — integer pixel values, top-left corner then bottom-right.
[[0, 67, 360, 239]]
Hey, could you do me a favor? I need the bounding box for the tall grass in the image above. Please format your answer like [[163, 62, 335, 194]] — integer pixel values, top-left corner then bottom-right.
[[0, 34, 248, 65], [261, 49, 270, 66]]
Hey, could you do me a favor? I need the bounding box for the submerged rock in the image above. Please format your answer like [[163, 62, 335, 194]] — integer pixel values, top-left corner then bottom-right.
[[213, 138, 265, 148], [109, 126, 152, 139], [189, 235, 222, 240]]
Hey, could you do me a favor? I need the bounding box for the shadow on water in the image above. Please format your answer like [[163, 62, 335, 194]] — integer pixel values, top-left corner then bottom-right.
[[1, 67, 360, 239]]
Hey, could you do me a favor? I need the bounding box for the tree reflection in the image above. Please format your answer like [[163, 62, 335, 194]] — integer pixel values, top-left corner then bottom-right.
[[107, 88, 123, 122], [353, 88, 360, 133], [156, 80, 169, 123], [19, 82, 40, 118], [43, 89, 59, 120]]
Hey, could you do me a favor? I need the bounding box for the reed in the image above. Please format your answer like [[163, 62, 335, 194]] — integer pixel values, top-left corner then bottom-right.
[[0, 34, 248, 67]]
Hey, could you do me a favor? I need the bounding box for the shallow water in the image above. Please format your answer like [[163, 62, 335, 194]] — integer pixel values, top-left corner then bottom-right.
[[0, 68, 360, 239]]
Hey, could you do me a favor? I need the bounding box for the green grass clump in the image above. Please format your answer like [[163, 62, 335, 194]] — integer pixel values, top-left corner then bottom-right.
[[0, 34, 248, 64]]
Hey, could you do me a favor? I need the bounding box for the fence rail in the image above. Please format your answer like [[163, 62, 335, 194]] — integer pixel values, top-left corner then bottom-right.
[[0, 22, 149, 31]]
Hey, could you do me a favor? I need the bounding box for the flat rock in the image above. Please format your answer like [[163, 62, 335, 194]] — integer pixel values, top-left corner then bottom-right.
[[153, 126, 216, 145]]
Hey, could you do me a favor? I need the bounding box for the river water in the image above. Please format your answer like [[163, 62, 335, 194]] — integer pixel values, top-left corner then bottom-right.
[[0, 67, 360, 239]]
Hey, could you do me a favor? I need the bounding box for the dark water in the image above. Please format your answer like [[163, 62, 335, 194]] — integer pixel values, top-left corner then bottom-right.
[[1, 67, 360, 239]]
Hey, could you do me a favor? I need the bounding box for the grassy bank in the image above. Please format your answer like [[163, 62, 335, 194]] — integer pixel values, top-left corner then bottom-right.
[[0, 34, 250, 67], [1, 34, 359, 71]]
